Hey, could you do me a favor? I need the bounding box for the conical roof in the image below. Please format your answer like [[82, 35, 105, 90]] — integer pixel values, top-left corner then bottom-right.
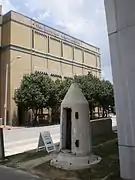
[[62, 83, 88, 105]]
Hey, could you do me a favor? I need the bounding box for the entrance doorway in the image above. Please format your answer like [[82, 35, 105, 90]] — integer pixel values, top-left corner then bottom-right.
[[65, 108, 72, 150]]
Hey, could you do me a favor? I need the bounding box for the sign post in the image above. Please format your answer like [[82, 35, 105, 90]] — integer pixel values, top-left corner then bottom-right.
[[37, 131, 56, 153]]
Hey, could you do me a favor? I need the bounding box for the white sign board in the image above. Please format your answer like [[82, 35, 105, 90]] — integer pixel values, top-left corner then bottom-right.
[[38, 131, 56, 153]]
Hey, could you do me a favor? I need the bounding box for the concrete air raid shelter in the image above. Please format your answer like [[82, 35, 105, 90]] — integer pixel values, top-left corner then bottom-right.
[[51, 83, 101, 170]]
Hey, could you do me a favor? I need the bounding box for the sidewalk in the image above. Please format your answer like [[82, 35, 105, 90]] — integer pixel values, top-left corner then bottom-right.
[[0, 166, 44, 180], [0, 126, 24, 130]]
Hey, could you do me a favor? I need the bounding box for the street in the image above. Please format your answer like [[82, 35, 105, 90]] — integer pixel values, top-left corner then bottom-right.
[[3, 125, 60, 156], [3, 116, 117, 157]]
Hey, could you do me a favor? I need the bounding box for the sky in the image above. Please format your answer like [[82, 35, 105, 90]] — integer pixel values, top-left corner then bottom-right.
[[0, 0, 113, 82]]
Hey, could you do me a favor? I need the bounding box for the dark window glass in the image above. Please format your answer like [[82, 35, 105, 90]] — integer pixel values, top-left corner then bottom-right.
[[75, 140, 79, 147], [75, 112, 79, 119]]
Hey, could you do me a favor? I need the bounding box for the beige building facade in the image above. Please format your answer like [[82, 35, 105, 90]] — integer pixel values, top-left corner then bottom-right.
[[0, 6, 101, 125]]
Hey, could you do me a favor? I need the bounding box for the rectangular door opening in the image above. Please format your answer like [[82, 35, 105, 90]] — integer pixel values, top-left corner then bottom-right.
[[65, 108, 72, 150]]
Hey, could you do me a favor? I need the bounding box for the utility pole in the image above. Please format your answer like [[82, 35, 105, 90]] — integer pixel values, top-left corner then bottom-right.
[[4, 64, 8, 127], [4, 56, 21, 127]]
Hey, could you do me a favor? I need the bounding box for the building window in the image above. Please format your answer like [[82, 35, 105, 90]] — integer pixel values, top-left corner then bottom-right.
[[32, 30, 34, 48], [75, 140, 79, 147], [75, 112, 79, 119]]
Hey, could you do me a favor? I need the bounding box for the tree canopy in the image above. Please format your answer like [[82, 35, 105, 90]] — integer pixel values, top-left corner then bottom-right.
[[14, 72, 56, 122], [14, 71, 114, 123]]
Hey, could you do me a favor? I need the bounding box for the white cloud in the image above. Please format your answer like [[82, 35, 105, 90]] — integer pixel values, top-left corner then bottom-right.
[[0, 0, 17, 13], [24, 0, 91, 36], [38, 10, 50, 20], [23, 0, 107, 44], [33, 10, 51, 22]]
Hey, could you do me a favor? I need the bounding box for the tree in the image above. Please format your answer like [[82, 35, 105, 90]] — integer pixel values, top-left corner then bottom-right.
[[73, 73, 114, 119], [73, 73, 99, 119], [95, 79, 114, 117], [14, 72, 56, 123], [55, 78, 73, 104], [50, 78, 73, 123], [14, 71, 114, 125]]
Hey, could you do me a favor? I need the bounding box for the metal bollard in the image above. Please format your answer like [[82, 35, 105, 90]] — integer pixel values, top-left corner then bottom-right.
[[0, 128, 5, 160]]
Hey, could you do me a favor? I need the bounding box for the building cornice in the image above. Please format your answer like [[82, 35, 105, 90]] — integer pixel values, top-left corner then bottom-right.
[[1, 44, 101, 72], [2, 10, 100, 56]]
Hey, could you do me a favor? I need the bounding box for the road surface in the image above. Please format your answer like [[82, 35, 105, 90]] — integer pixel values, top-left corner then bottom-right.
[[3, 125, 60, 156], [0, 166, 44, 180], [3, 116, 117, 156]]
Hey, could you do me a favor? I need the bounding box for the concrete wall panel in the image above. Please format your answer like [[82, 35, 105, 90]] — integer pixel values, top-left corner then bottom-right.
[[11, 11, 31, 27], [83, 68, 89, 75], [63, 43, 73, 60], [10, 21, 31, 48], [62, 63, 72, 77], [97, 56, 100, 69], [73, 66, 83, 76], [48, 59, 61, 75], [84, 51, 96, 67], [32, 56, 47, 73], [91, 118, 112, 137], [2, 22, 10, 46], [74, 48, 83, 63], [0, 50, 10, 120], [10, 50, 31, 123], [34, 32, 48, 53], [50, 38, 61, 57]]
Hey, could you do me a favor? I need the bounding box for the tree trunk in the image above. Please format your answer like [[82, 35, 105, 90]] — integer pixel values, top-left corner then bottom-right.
[[48, 108, 52, 124], [98, 106, 100, 118], [105, 110, 107, 117], [89, 103, 93, 120], [33, 109, 38, 126], [52, 106, 60, 124], [102, 107, 105, 118], [102, 108, 108, 118]]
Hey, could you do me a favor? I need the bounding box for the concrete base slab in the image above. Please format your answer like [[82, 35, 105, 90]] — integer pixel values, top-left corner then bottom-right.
[[50, 152, 101, 170]]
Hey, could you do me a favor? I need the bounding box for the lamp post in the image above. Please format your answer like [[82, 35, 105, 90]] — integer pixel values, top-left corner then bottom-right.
[[4, 56, 21, 127]]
